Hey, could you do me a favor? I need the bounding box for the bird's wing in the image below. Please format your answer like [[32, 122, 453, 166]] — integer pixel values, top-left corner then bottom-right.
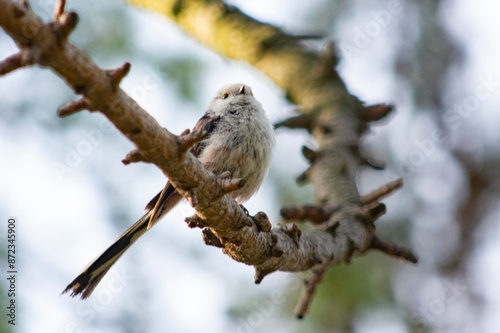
[[190, 112, 221, 158], [146, 113, 221, 228]]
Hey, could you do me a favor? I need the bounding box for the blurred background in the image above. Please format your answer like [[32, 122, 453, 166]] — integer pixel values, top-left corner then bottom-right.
[[1, 0, 499, 332]]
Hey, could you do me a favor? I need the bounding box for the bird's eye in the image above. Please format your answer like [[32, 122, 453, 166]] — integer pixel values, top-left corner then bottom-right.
[[222, 92, 229, 99]]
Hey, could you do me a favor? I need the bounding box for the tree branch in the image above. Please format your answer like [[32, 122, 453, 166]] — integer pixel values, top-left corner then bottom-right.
[[0, 51, 34, 75], [371, 236, 418, 264], [0, 0, 418, 318], [360, 178, 404, 204], [295, 269, 325, 319]]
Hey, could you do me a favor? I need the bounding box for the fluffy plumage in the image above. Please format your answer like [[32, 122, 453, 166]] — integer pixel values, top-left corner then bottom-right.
[[63, 83, 275, 298]]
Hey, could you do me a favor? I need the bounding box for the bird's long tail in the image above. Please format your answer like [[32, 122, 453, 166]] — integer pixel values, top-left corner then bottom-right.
[[62, 210, 153, 299], [63, 185, 182, 299]]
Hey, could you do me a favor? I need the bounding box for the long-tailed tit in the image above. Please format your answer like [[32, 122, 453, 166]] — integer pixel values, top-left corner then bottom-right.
[[63, 83, 275, 298]]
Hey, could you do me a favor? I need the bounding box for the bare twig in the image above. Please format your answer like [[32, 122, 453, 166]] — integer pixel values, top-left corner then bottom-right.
[[20, 0, 30, 10], [320, 41, 339, 73], [202, 228, 224, 248], [301, 145, 317, 162], [53, 0, 66, 20], [0, 52, 34, 75], [358, 202, 386, 224], [295, 269, 325, 319], [122, 149, 146, 165], [252, 211, 272, 232], [279, 223, 302, 246], [185, 214, 208, 229], [360, 178, 403, 204], [274, 113, 313, 131], [254, 267, 276, 284], [57, 97, 92, 117], [295, 168, 310, 185], [280, 204, 340, 223], [371, 236, 418, 264], [364, 103, 394, 122], [177, 128, 208, 153], [106, 62, 131, 89], [52, 11, 78, 44], [219, 178, 246, 195]]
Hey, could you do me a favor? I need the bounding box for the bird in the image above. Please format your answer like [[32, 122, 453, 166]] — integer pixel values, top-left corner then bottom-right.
[[63, 83, 275, 299]]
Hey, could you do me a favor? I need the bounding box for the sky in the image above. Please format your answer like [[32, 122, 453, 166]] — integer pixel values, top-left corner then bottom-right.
[[1, 0, 500, 332]]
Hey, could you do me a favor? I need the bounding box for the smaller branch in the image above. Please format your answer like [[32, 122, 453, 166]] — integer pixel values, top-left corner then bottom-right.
[[57, 97, 93, 117], [371, 235, 418, 264], [363, 103, 394, 122], [185, 214, 208, 229], [20, 0, 30, 10], [219, 178, 246, 195], [360, 178, 403, 204], [254, 267, 275, 284], [178, 128, 190, 136], [274, 113, 313, 131], [358, 202, 386, 224], [280, 204, 340, 223], [295, 168, 310, 185], [51, 11, 78, 44], [106, 62, 131, 90], [177, 128, 208, 153], [252, 211, 272, 232], [301, 145, 317, 163], [202, 228, 224, 248], [53, 0, 66, 20], [279, 223, 302, 246], [295, 269, 325, 319], [0, 52, 34, 76], [319, 219, 339, 234], [122, 149, 146, 165], [320, 41, 339, 74]]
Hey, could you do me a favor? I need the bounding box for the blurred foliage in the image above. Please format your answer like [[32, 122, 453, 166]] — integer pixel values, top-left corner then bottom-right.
[[273, 173, 316, 206], [394, 2, 464, 111], [157, 58, 204, 102], [72, 3, 132, 58]]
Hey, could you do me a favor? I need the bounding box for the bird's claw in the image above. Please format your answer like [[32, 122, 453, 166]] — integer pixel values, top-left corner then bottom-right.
[[239, 204, 250, 216]]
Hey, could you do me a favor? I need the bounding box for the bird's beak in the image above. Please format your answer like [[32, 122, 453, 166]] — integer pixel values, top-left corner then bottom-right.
[[238, 85, 245, 95]]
